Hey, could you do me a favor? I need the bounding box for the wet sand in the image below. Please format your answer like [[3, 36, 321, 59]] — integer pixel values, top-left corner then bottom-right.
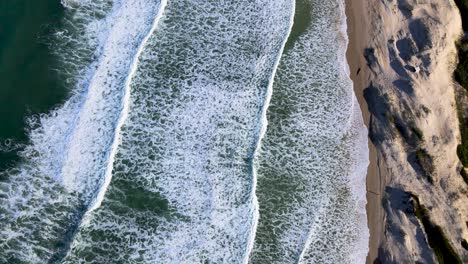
[[345, 0, 386, 262]]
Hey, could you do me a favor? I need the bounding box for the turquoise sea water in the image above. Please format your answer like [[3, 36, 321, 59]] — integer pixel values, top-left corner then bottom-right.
[[0, 0, 368, 263]]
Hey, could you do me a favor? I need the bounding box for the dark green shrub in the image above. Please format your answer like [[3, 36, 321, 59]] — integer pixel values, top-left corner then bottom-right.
[[460, 168, 468, 185], [454, 41, 468, 91], [457, 144, 468, 167], [392, 116, 423, 145], [455, 94, 468, 167], [461, 239, 468, 251], [410, 123, 424, 141], [411, 194, 462, 264], [421, 105, 431, 114], [454, 0, 468, 30], [453, 0, 468, 167], [416, 148, 434, 184]]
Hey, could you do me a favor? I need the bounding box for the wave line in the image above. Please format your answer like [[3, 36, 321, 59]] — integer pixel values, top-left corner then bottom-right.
[[86, 0, 168, 215], [242, 1, 296, 263]]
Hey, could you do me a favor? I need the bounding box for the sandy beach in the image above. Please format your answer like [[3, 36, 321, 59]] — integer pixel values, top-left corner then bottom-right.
[[345, 0, 468, 262], [345, 0, 386, 262]]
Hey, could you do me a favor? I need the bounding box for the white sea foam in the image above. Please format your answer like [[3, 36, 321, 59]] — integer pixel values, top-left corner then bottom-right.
[[57, 0, 162, 195], [244, 1, 296, 263], [338, 0, 370, 261], [299, 0, 370, 261], [0, 0, 369, 262], [85, 0, 168, 215], [250, 0, 369, 263], [0, 0, 162, 262], [62, 1, 294, 262]]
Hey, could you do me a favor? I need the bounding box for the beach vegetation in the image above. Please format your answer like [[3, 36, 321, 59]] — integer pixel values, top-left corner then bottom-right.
[[454, 41, 468, 92], [390, 106, 425, 146], [421, 105, 431, 115], [454, 82, 468, 170], [460, 168, 468, 185], [454, 86, 468, 172], [410, 122, 424, 141], [386, 112, 395, 124], [462, 239, 468, 251], [364, 48, 377, 67], [457, 143, 468, 167], [392, 115, 423, 145], [416, 148, 434, 184], [393, 117, 407, 138], [454, 0, 468, 171], [454, 0, 468, 30], [396, 225, 407, 240], [410, 194, 462, 264]]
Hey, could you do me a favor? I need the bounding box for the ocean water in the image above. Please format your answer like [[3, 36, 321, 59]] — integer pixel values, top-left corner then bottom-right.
[[0, 0, 369, 263], [250, 0, 369, 262], [0, 0, 66, 171]]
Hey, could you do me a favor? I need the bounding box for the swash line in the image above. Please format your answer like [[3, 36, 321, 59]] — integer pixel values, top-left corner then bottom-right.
[[296, 0, 368, 262], [243, 1, 296, 263], [86, 0, 168, 215]]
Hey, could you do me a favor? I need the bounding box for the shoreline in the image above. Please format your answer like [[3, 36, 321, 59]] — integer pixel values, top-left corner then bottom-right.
[[344, 0, 386, 262]]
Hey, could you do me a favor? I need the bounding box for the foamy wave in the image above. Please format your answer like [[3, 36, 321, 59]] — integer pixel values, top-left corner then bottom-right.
[[0, 0, 369, 262], [62, 0, 294, 262], [85, 0, 168, 215], [245, 1, 296, 262], [250, 0, 369, 263], [0, 0, 163, 262]]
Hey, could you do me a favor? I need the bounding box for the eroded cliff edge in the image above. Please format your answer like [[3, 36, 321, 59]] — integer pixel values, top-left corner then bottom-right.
[[346, 0, 468, 263]]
